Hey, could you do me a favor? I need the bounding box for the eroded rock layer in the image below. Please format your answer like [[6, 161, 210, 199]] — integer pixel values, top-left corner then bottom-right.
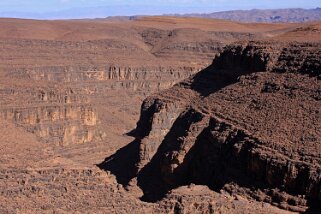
[[131, 41, 321, 212]]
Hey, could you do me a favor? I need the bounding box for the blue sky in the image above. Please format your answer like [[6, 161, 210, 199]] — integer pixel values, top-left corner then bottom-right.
[[0, 0, 320, 18]]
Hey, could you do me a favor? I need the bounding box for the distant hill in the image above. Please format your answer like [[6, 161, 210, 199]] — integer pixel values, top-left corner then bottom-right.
[[180, 8, 321, 23], [1, 7, 320, 22]]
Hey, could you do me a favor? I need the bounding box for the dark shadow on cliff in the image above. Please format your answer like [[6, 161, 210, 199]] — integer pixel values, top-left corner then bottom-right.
[[97, 135, 171, 202], [304, 206, 321, 214], [97, 57, 270, 202], [136, 108, 206, 202], [97, 108, 209, 202], [188, 46, 269, 97], [136, 153, 170, 202], [126, 129, 137, 137], [97, 139, 141, 186], [164, 117, 321, 211], [174, 121, 265, 191], [186, 65, 240, 97]]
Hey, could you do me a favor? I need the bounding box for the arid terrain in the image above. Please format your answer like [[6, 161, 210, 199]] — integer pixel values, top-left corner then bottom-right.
[[0, 16, 320, 213]]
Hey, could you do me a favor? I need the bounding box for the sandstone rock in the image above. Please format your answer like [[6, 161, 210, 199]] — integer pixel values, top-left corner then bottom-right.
[[130, 41, 321, 212]]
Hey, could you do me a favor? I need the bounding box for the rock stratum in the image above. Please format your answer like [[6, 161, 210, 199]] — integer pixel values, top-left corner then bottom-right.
[[1, 16, 320, 213], [101, 41, 321, 212]]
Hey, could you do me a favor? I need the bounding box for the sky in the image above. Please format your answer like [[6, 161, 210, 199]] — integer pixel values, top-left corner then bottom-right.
[[0, 0, 320, 19]]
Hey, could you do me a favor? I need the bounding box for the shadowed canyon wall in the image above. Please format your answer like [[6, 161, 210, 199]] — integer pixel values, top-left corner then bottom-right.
[[109, 41, 321, 212]]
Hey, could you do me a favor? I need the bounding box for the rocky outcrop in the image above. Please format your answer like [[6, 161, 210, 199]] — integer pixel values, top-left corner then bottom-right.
[[212, 41, 321, 78], [160, 114, 320, 211], [123, 41, 321, 211]]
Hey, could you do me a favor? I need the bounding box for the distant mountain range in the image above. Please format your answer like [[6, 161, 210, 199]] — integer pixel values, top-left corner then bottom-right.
[[0, 5, 208, 20], [179, 8, 321, 23], [0, 7, 320, 23], [0, 6, 141, 20]]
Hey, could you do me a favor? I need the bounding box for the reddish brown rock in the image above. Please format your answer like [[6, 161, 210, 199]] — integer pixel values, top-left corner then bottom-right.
[[130, 41, 321, 212]]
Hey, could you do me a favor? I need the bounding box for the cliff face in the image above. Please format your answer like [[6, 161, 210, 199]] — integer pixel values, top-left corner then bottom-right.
[[125, 41, 321, 211], [0, 65, 200, 146], [0, 85, 97, 146], [11, 65, 199, 91]]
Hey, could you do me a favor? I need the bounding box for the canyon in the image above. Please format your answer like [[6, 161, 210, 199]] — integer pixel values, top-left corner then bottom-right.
[[0, 16, 320, 213]]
